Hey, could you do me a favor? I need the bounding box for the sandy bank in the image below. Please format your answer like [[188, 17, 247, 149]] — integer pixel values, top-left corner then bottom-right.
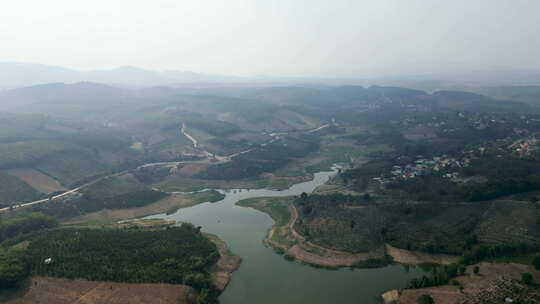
[[204, 233, 242, 291], [385, 244, 459, 265]]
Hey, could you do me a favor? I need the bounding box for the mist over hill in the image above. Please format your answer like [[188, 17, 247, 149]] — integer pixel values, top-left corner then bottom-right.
[[3, 62, 540, 92]]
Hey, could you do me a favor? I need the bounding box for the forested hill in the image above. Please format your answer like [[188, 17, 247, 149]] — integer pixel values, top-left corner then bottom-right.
[[19, 224, 221, 303]]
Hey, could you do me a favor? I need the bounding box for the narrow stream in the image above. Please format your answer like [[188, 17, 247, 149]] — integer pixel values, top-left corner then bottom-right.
[[147, 168, 427, 304]]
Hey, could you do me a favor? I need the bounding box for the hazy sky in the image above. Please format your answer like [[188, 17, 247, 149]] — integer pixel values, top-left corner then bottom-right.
[[1, 0, 540, 77]]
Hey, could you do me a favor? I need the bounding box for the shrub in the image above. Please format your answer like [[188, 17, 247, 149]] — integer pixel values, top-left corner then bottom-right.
[[533, 255, 540, 270], [417, 294, 434, 304], [522, 272, 533, 285]]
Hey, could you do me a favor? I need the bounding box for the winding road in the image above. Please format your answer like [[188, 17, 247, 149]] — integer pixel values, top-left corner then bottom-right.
[[0, 122, 331, 213]]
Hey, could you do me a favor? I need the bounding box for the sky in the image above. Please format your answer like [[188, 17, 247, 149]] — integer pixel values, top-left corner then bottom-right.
[[1, 0, 540, 78]]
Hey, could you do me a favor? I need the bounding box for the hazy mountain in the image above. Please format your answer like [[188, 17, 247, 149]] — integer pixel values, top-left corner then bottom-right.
[[0, 62, 255, 89]]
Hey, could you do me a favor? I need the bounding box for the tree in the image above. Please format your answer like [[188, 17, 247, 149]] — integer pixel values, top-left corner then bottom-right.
[[473, 266, 479, 275], [300, 192, 308, 201], [521, 272, 533, 285], [417, 294, 434, 304], [0, 247, 29, 289], [533, 255, 540, 270], [458, 265, 466, 275], [363, 193, 371, 201]]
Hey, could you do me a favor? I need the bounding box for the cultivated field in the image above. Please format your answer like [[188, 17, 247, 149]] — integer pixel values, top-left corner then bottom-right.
[[5, 168, 66, 194]]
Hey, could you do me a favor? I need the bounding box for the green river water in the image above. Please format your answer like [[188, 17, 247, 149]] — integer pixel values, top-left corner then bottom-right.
[[148, 168, 427, 304]]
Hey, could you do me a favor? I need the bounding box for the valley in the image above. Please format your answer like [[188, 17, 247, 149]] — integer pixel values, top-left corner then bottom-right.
[[0, 82, 539, 304]]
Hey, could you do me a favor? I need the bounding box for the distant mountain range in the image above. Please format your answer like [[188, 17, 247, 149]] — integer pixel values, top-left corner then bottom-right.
[[0, 62, 350, 89], [2, 62, 540, 90], [0, 63, 252, 89]]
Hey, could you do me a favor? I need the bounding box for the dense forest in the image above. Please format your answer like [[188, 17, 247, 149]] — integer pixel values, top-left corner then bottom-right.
[[0, 246, 28, 289], [0, 212, 58, 245], [294, 194, 494, 255], [26, 224, 220, 303]]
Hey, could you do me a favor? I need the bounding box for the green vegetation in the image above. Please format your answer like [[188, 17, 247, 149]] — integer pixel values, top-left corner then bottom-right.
[[460, 156, 540, 201], [0, 246, 29, 290], [82, 176, 144, 199], [407, 264, 458, 289], [27, 224, 220, 303], [0, 212, 58, 245], [35, 150, 110, 186], [0, 140, 82, 169], [533, 255, 540, 270], [187, 119, 241, 137], [133, 166, 171, 184], [522, 272, 533, 285], [460, 244, 539, 266], [197, 135, 319, 180], [406, 243, 540, 291], [352, 255, 393, 268], [294, 193, 490, 254], [0, 172, 43, 207], [189, 190, 226, 204], [237, 197, 291, 226], [416, 294, 434, 304], [30, 189, 168, 219]]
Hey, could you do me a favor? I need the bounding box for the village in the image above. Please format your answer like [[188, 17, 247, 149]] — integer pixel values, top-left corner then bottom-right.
[[373, 133, 539, 188]]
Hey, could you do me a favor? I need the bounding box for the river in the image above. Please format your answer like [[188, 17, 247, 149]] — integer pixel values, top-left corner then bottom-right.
[[147, 167, 427, 304]]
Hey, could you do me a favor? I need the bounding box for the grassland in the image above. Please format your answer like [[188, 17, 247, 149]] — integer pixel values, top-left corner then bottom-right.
[[237, 197, 291, 226]]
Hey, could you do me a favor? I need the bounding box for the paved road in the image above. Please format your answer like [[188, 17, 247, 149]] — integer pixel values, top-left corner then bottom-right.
[[1, 122, 330, 213]]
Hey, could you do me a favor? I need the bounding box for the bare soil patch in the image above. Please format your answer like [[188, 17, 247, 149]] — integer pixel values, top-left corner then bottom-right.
[[204, 233, 242, 291], [178, 164, 208, 177], [0, 276, 196, 304], [385, 244, 459, 265], [6, 168, 67, 194], [45, 124, 80, 134]]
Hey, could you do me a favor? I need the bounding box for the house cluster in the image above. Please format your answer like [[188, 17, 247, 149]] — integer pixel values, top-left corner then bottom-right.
[[373, 155, 471, 186], [508, 137, 538, 158]]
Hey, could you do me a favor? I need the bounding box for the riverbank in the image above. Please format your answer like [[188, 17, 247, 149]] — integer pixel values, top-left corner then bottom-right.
[[237, 196, 463, 269], [205, 233, 243, 291], [156, 172, 313, 193], [385, 244, 459, 265], [62, 190, 224, 226], [1, 222, 239, 304], [237, 196, 386, 268]]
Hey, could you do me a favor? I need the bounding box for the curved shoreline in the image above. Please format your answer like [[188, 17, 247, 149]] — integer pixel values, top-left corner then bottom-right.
[[204, 233, 242, 291], [238, 196, 459, 268], [238, 197, 386, 268]]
